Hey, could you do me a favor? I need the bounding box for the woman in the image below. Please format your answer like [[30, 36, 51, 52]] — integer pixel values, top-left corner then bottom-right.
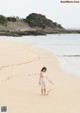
[[39, 67, 48, 95]]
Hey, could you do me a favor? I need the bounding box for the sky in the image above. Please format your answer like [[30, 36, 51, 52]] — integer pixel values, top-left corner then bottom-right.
[[0, 0, 80, 28]]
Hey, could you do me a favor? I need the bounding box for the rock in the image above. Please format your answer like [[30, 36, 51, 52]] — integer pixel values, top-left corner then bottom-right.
[[2, 13, 79, 36]]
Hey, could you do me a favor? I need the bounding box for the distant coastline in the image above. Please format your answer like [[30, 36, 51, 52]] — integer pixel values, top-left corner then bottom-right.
[[0, 13, 80, 36]]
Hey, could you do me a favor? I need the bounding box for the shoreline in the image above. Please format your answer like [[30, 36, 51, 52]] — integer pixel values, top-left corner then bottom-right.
[[0, 35, 80, 77], [0, 40, 80, 113], [0, 29, 80, 37]]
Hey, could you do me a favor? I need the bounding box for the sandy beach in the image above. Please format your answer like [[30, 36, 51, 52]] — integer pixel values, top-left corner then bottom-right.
[[0, 40, 80, 113]]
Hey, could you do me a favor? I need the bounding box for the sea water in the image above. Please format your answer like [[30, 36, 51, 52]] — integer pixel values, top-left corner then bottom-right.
[[0, 34, 80, 77]]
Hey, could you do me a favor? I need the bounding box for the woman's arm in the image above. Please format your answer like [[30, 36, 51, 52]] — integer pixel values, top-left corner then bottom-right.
[[39, 72, 42, 85]]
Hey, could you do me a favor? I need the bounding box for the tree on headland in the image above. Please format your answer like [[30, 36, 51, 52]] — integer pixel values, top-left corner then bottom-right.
[[7, 17, 17, 22], [53, 22, 63, 28], [25, 13, 63, 29], [7, 16, 23, 22], [0, 15, 7, 25], [26, 13, 47, 28]]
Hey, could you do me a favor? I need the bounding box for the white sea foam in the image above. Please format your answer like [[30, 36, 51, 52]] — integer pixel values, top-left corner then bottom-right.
[[57, 56, 80, 77]]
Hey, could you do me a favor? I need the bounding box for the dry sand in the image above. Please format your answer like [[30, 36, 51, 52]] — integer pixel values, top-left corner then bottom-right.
[[0, 40, 80, 113]]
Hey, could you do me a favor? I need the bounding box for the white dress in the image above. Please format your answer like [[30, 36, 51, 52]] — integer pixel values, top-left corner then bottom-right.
[[40, 72, 48, 89]]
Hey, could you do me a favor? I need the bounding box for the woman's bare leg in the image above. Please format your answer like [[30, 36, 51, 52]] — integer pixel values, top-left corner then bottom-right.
[[41, 89, 44, 95], [44, 89, 47, 95]]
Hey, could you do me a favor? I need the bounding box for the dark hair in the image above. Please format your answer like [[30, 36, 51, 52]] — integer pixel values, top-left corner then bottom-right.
[[41, 67, 47, 72]]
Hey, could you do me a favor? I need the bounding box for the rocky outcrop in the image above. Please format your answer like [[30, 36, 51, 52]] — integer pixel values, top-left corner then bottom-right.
[[0, 13, 67, 36]]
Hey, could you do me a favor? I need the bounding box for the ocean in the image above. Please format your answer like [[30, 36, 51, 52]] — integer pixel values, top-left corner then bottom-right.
[[0, 34, 80, 77]]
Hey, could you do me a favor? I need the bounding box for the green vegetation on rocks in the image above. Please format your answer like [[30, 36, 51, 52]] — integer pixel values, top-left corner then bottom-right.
[[7, 17, 17, 22], [0, 15, 7, 25], [26, 13, 63, 29]]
